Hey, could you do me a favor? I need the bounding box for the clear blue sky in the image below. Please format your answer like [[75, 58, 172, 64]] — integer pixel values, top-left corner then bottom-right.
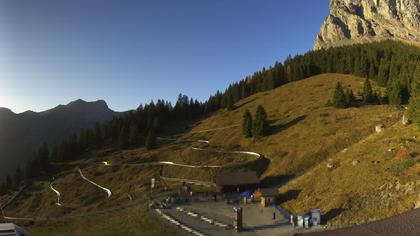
[[0, 0, 329, 113]]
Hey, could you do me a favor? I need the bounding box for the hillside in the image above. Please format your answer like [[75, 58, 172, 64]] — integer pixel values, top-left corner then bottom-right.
[[0, 99, 120, 180], [0, 73, 407, 235], [278, 116, 420, 228]]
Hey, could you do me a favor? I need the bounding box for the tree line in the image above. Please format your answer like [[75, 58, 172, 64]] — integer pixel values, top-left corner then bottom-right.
[[1, 40, 419, 195]]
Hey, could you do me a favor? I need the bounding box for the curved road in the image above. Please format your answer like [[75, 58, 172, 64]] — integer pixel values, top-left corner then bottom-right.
[[77, 168, 112, 198], [2, 125, 262, 222], [49, 182, 62, 206]]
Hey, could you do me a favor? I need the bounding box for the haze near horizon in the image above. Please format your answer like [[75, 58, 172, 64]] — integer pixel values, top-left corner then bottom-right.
[[0, 0, 329, 113]]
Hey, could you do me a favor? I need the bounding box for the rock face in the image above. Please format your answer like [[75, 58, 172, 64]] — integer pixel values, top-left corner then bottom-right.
[[314, 0, 420, 50]]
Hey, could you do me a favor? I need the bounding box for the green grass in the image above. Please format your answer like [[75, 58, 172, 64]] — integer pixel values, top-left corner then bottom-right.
[[26, 204, 180, 236], [392, 158, 417, 174]]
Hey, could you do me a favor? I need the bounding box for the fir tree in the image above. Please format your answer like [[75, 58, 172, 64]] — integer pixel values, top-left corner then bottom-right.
[[145, 129, 156, 150], [369, 63, 376, 80], [408, 64, 420, 124], [0, 183, 7, 195], [377, 60, 390, 86], [5, 175, 12, 190], [387, 80, 403, 105], [14, 167, 23, 188], [332, 82, 347, 108], [363, 78, 373, 104], [252, 105, 269, 138], [38, 143, 50, 173], [242, 109, 253, 138], [128, 123, 140, 146], [118, 127, 128, 149], [226, 93, 234, 111], [344, 88, 355, 106]]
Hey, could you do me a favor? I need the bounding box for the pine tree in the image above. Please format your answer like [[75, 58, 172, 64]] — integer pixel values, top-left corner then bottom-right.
[[377, 60, 390, 86], [332, 82, 347, 108], [128, 123, 140, 146], [242, 109, 253, 138], [408, 64, 420, 123], [5, 175, 12, 190], [226, 93, 234, 111], [344, 88, 355, 106], [14, 167, 23, 188], [50, 145, 59, 162], [363, 78, 373, 104], [252, 105, 269, 138], [38, 143, 50, 173], [387, 80, 403, 105], [369, 63, 376, 80], [0, 183, 7, 195], [118, 127, 128, 149], [145, 129, 156, 150]]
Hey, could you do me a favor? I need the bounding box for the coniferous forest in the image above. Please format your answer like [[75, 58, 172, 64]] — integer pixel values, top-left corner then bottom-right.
[[1, 40, 419, 194]]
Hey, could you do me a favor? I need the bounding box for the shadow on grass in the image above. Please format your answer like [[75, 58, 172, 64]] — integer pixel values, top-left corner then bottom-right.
[[267, 115, 307, 136], [277, 189, 301, 204], [322, 208, 345, 224], [235, 97, 259, 110], [260, 175, 294, 188]]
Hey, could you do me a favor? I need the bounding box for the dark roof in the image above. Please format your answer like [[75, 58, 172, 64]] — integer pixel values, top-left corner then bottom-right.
[[215, 171, 259, 187], [297, 208, 420, 236], [260, 188, 278, 197]]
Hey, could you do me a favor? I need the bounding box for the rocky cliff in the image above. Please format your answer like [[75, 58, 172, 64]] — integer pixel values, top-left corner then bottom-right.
[[314, 0, 420, 50]]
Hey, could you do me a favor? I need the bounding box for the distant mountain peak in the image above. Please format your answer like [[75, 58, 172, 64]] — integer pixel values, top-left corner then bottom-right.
[[0, 107, 14, 115], [314, 0, 420, 50]]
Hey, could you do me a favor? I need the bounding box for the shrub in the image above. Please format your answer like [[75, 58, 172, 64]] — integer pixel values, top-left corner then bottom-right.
[[392, 158, 417, 173]]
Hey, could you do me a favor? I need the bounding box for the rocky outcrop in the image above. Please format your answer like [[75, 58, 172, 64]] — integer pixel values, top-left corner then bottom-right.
[[314, 0, 420, 50]]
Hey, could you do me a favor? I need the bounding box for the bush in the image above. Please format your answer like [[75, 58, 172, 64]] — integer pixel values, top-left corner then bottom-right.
[[392, 158, 417, 173]]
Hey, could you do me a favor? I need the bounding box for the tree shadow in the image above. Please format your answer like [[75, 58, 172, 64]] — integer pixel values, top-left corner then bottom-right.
[[223, 156, 271, 177], [260, 175, 294, 188], [267, 115, 307, 136], [277, 189, 301, 204], [322, 208, 345, 224], [236, 97, 259, 110]]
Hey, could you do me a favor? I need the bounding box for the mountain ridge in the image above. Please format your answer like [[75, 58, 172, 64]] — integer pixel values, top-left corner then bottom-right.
[[314, 0, 420, 50], [0, 99, 120, 181]]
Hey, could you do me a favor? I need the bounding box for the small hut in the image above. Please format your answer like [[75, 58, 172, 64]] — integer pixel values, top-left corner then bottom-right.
[[215, 171, 259, 192]]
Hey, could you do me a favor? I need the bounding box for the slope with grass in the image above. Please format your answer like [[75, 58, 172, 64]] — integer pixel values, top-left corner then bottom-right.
[[1, 73, 406, 235], [278, 122, 420, 228], [183, 74, 403, 180]]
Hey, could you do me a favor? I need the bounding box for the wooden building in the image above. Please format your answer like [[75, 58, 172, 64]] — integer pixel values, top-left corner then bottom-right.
[[215, 171, 259, 192]]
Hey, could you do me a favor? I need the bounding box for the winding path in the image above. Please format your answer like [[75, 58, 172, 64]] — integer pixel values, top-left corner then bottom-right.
[[77, 168, 112, 198], [49, 182, 62, 206], [2, 125, 263, 222], [190, 146, 261, 158]]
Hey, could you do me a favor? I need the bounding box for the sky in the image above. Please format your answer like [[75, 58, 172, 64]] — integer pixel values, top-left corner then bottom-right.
[[0, 0, 329, 113]]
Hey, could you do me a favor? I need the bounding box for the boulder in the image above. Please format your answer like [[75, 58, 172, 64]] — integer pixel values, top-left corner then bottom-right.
[[375, 124, 385, 133], [402, 115, 411, 125]]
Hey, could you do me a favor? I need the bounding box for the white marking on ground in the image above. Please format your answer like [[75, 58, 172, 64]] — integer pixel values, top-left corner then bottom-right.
[[50, 182, 62, 206], [77, 168, 112, 198]]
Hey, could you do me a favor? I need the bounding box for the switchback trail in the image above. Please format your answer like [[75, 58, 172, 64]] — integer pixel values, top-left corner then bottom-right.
[[77, 168, 112, 198]]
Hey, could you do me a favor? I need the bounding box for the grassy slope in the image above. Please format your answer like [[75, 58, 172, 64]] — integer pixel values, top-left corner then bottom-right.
[[25, 204, 180, 236], [278, 122, 420, 227], [185, 74, 403, 179], [1, 73, 407, 234]]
